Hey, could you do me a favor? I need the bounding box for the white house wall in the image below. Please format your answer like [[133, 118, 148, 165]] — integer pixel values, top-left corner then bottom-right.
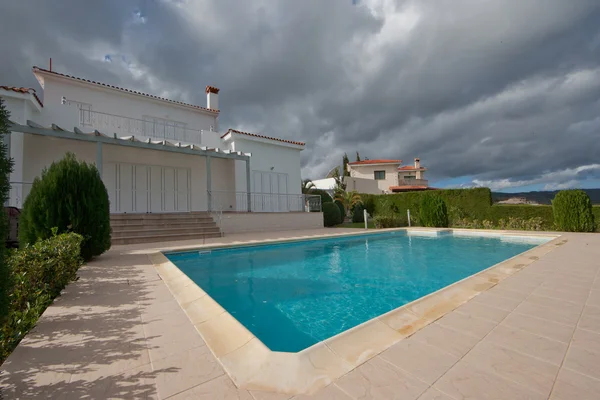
[[38, 76, 217, 141], [349, 164, 400, 193]]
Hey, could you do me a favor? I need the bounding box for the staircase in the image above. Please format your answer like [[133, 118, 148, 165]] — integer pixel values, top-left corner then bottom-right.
[[110, 212, 222, 245]]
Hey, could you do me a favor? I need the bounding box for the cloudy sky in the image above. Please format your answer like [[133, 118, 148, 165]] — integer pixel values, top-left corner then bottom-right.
[[2, 0, 600, 192]]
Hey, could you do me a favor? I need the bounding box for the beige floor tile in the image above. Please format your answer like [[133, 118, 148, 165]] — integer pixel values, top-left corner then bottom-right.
[[525, 295, 584, 314], [469, 290, 523, 311], [435, 310, 497, 339], [335, 356, 428, 400], [541, 280, 592, 295], [434, 360, 546, 400], [168, 375, 253, 400], [501, 313, 575, 343], [485, 286, 530, 302], [533, 287, 590, 305], [454, 300, 511, 323], [550, 368, 600, 400], [493, 277, 539, 294], [69, 363, 158, 400], [578, 313, 600, 333], [151, 346, 225, 399], [563, 345, 600, 379], [251, 390, 294, 400], [587, 289, 600, 307], [514, 301, 580, 327], [571, 328, 600, 353], [379, 339, 459, 385], [291, 384, 353, 400], [462, 341, 559, 397], [582, 304, 600, 319], [143, 311, 207, 362], [140, 299, 184, 321], [485, 325, 568, 366], [416, 388, 456, 400], [411, 322, 480, 357]]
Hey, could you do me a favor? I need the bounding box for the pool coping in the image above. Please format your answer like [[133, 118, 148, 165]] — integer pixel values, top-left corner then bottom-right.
[[147, 228, 564, 395]]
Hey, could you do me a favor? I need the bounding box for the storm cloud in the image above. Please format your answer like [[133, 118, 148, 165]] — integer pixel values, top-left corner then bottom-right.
[[1, 0, 599, 190]]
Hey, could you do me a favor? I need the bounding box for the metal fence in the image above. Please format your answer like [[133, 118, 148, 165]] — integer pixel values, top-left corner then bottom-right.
[[208, 191, 322, 213], [79, 109, 205, 144]]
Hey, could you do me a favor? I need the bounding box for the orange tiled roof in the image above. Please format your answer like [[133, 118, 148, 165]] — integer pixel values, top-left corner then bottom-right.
[[0, 86, 43, 107], [398, 165, 427, 171], [222, 129, 305, 146], [389, 185, 430, 191], [32, 66, 219, 113], [348, 159, 402, 166], [205, 85, 220, 94]]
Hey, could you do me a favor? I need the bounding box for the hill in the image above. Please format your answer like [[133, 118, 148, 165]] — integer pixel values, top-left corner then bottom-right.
[[492, 189, 600, 205]]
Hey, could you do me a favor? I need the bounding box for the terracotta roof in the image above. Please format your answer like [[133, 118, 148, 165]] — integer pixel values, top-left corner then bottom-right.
[[398, 165, 427, 171], [389, 185, 431, 191], [32, 66, 219, 113], [222, 129, 305, 146], [205, 85, 220, 94], [348, 159, 402, 166], [0, 86, 43, 107]]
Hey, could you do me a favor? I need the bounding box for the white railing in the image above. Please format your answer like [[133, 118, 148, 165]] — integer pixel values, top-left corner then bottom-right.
[[78, 109, 204, 144], [397, 179, 429, 186], [208, 191, 322, 213]]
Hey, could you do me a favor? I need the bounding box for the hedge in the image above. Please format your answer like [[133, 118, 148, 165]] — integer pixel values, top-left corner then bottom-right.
[[486, 205, 554, 229], [19, 153, 111, 261], [323, 202, 341, 227], [552, 190, 595, 232], [334, 200, 345, 222], [352, 204, 365, 223], [419, 194, 449, 228], [594, 206, 600, 232], [1, 231, 84, 364]]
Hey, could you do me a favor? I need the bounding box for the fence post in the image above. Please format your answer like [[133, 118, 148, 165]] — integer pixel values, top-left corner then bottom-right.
[[407, 209, 411, 227], [364, 209, 368, 230]]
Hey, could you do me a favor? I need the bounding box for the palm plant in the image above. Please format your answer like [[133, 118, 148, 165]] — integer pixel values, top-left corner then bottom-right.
[[301, 179, 315, 194], [334, 190, 362, 217]]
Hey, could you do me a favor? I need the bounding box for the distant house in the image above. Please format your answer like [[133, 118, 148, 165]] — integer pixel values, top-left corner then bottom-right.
[[346, 158, 430, 194], [497, 197, 540, 205]]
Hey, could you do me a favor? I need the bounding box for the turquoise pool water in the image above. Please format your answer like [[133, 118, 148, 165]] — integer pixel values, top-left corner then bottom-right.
[[166, 231, 545, 352]]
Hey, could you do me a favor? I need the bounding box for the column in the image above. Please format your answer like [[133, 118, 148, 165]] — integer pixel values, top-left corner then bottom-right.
[[96, 141, 103, 178], [246, 159, 251, 212], [206, 155, 212, 211]]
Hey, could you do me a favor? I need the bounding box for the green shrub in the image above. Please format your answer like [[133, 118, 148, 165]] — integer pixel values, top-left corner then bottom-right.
[[373, 214, 407, 228], [19, 153, 111, 261], [334, 200, 345, 222], [310, 189, 333, 205], [0, 99, 14, 326], [352, 204, 365, 223], [323, 202, 342, 227], [361, 195, 376, 217], [552, 190, 595, 232], [594, 207, 600, 232], [419, 194, 449, 227], [0, 231, 83, 363], [487, 205, 553, 229]]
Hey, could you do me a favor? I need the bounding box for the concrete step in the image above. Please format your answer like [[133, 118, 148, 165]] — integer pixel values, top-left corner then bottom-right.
[[111, 226, 221, 238], [110, 212, 212, 221], [111, 221, 218, 230], [110, 216, 215, 225], [111, 232, 223, 246]]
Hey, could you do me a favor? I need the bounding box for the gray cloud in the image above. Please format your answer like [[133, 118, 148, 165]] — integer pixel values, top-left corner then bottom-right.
[[2, 0, 600, 189]]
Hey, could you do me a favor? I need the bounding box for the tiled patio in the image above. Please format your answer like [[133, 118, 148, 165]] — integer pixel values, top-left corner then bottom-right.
[[1, 229, 599, 399]]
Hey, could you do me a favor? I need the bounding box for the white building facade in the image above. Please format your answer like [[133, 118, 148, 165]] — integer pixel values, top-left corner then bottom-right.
[[1, 67, 317, 221]]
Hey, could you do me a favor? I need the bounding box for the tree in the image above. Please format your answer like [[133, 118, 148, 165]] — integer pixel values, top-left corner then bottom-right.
[[334, 190, 362, 218], [0, 99, 14, 324], [342, 153, 350, 177], [301, 179, 315, 194], [356, 152, 361, 162], [19, 153, 111, 261], [552, 190, 595, 232], [331, 167, 347, 196]]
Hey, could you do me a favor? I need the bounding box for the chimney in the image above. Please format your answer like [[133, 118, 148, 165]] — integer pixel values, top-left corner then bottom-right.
[[206, 86, 219, 110], [414, 158, 420, 169]]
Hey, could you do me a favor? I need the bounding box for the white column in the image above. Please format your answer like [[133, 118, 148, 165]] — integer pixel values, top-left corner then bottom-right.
[[8, 132, 25, 208], [206, 155, 212, 211], [96, 141, 103, 178], [246, 159, 251, 212]]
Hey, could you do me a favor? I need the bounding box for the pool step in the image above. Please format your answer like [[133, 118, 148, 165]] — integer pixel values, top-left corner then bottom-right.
[[110, 212, 222, 245]]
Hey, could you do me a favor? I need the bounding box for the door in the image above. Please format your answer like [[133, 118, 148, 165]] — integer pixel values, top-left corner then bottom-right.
[[251, 171, 289, 212], [104, 163, 190, 213]]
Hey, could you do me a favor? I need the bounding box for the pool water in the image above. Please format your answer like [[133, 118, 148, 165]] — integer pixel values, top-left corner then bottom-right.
[[166, 231, 545, 352]]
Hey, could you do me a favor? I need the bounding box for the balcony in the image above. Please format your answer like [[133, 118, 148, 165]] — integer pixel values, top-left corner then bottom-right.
[[397, 179, 429, 187]]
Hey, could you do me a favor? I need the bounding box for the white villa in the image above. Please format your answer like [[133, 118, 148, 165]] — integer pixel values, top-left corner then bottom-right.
[[312, 158, 430, 195], [1, 66, 322, 241]]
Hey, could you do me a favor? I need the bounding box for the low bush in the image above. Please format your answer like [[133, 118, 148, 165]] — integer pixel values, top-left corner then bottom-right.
[[487, 205, 554, 229], [361, 195, 376, 217], [334, 200, 345, 222], [352, 204, 365, 223], [419, 194, 449, 228], [323, 202, 342, 227], [19, 153, 111, 261], [594, 207, 600, 232], [552, 190, 595, 232], [373, 214, 407, 228], [498, 217, 545, 231], [0, 231, 83, 364]]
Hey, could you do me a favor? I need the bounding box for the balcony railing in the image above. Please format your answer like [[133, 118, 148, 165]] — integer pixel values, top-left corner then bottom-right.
[[208, 190, 322, 213], [397, 179, 429, 187], [78, 109, 204, 144]]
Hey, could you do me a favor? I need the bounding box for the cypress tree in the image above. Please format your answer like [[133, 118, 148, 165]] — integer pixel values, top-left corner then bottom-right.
[[0, 99, 15, 324], [19, 152, 111, 261]]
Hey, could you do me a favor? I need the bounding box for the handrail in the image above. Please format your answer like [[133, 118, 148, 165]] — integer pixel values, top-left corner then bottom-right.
[[207, 190, 321, 213]]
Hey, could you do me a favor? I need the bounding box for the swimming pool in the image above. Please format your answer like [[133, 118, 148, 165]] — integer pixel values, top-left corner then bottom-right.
[[166, 231, 549, 352]]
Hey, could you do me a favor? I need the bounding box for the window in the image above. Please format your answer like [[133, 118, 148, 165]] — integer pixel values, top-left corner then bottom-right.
[[374, 170, 386, 180], [404, 175, 416, 180]]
